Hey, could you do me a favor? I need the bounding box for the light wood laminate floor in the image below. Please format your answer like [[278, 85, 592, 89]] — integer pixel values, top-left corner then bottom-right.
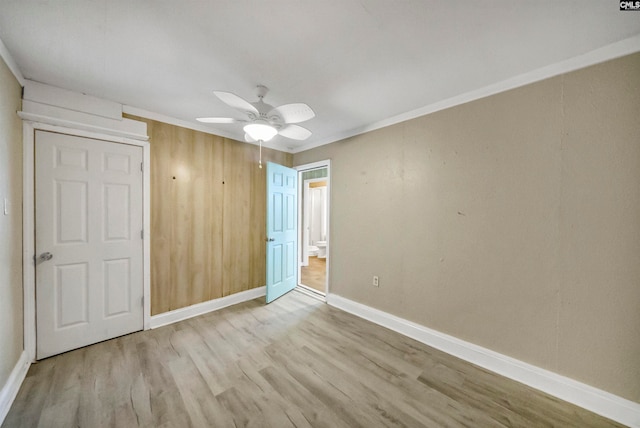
[[300, 256, 326, 294], [4, 291, 622, 428]]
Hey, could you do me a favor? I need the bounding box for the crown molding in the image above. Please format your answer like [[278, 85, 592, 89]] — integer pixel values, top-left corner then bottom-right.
[[293, 34, 640, 153]]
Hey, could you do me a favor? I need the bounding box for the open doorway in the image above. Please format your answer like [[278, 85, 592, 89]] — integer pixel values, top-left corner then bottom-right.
[[296, 160, 330, 299]]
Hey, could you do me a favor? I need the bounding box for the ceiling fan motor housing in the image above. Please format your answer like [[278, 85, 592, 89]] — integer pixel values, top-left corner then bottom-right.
[[250, 86, 282, 126], [256, 84, 269, 99]]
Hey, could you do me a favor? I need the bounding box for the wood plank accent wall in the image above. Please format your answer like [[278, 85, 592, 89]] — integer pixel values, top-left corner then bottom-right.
[[125, 115, 292, 315]]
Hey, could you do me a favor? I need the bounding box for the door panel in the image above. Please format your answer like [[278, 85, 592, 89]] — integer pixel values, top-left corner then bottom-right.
[[55, 263, 89, 327], [56, 180, 88, 243], [104, 258, 131, 316], [104, 184, 130, 240], [266, 162, 297, 303], [35, 130, 143, 359], [272, 245, 283, 284]]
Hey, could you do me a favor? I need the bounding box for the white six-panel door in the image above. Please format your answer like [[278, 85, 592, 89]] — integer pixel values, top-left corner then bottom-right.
[[35, 131, 143, 359]]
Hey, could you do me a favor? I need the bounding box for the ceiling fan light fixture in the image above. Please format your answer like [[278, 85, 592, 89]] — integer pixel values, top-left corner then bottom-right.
[[243, 121, 278, 142]]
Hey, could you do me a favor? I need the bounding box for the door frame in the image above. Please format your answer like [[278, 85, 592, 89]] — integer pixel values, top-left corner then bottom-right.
[[20, 118, 151, 362], [295, 160, 331, 296]]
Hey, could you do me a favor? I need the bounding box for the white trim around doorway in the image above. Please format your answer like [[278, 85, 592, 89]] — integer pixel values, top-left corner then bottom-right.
[[295, 160, 331, 298], [20, 117, 151, 362]]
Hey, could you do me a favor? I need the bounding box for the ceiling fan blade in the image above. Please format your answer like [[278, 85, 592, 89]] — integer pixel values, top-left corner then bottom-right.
[[196, 117, 238, 123], [213, 91, 259, 116], [268, 103, 315, 124], [244, 133, 257, 143], [279, 124, 312, 141]]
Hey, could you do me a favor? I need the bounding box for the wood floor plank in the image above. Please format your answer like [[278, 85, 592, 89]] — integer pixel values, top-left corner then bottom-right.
[[259, 365, 352, 428], [291, 325, 505, 427], [3, 291, 625, 428], [168, 356, 235, 427], [301, 256, 326, 293], [263, 338, 381, 428], [2, 364, 53, 427], [294, 343, 433, 428]]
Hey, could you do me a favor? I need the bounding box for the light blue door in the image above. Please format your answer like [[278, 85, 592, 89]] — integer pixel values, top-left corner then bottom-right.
[[266, 162, 298, 303]]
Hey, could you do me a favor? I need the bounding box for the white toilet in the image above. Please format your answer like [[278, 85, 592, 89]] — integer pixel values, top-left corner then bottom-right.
[[316, 240, 327, 258]]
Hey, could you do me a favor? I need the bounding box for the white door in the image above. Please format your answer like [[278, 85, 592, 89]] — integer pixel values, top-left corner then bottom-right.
[[35, 131, 144, 359]]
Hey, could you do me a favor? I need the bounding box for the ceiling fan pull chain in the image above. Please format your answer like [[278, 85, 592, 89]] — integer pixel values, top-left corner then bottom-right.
[[259, 139, 263, 169]]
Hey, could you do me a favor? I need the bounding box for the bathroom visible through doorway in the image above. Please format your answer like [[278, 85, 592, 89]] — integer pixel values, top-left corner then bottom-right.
[[296, 161, 330, 298]]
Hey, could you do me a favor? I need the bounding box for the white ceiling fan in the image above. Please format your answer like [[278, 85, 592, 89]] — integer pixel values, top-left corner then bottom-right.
[[197, 85, 315, 144]]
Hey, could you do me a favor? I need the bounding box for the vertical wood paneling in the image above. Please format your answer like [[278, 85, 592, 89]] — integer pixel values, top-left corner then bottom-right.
[[222, 139, 252, 296], [189, 131, 206, 304], [186, 130, 208, 305], [205, 133, 225, 302], [171, 125, 193, 310], [125, 114, 291, 314], [148, 121, 173, 315]]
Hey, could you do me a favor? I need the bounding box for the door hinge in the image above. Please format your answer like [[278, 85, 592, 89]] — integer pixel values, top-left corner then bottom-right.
[[141, 296, 144, 307], [140, 162, 144, 172], [140, 230, 144, 239]]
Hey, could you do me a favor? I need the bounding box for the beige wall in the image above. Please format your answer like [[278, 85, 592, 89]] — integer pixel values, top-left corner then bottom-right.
[[294, 53, 640, 403], [0, 58, 23, 389]]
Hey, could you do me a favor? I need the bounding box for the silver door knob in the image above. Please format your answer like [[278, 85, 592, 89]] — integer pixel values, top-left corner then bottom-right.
[[266, 238, 275, 242], [38, 252, 53, 262]]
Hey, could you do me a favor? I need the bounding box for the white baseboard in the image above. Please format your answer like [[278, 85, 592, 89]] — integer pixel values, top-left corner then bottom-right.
[[326, 293, 640, 428], [0, 351, 31, 425], [150, 286, 266, 329]]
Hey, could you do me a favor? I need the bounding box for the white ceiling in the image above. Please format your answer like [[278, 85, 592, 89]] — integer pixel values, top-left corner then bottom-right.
[[1, 1, 639, 153]]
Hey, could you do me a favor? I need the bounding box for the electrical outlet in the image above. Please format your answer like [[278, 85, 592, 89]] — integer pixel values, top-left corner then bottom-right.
[[372, 275, 379, 287]]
